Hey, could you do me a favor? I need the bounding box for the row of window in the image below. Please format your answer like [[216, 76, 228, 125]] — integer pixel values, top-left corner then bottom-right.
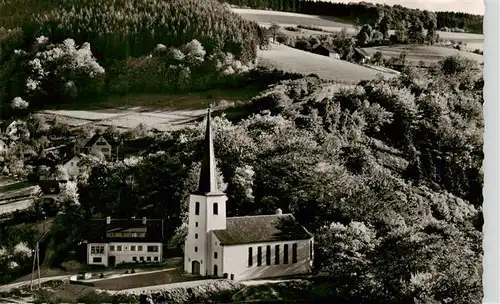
[[111, 245, 159, 252], [91, 246, 105, 254], [248, 244, 299, 267], [91, 256, 159, 263], [92, 245, 159, 253], [194, 202, 218, 215], [107, 232, 146, 238]]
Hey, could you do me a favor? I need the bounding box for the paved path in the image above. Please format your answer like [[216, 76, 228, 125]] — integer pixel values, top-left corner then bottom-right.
[[0, 268, 175, 293], [0, 275, 72, 292]]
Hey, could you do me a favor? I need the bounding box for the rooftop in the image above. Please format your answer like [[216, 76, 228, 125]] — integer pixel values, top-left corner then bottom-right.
[[213, 213, 313, 246], [86, 218, 164, 243]]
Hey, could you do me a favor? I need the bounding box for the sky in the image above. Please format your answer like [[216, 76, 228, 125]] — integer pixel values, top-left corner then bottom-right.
[[338, 0, 484, 15]]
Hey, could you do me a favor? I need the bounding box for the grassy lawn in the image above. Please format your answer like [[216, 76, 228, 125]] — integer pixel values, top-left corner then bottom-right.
[[92, 268, 198, 291], [42, 87, 262, 112]]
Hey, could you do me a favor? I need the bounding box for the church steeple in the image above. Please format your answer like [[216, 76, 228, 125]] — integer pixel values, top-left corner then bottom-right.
[[195, 108, 219, 195]]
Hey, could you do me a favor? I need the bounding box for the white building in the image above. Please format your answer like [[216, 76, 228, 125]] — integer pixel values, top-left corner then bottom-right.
[[184, 109, 314, 281], [0, 139, 8, 157], [86, 217, 164, 267], [74, 134, 113, 159], [63, 155, 81, 180]]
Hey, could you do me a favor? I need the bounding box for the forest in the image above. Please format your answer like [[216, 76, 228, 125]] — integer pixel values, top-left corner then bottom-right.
[[223, 0, 483, 33]]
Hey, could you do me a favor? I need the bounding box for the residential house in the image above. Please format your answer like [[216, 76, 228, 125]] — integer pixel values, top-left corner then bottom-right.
[[38, 179, 64, 206], [0, 139, 8, 157], [86, 217, 164, 267], [73, 134, 114, 159], [312, 44, 340, 59], [184, 110, 314, 281], [63, 155, 81, 181]]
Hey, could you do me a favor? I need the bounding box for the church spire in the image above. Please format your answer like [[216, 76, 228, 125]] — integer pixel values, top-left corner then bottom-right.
[[196, 108, 219, 195]]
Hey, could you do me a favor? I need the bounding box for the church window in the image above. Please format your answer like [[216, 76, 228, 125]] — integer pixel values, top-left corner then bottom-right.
[[257, 246, 262, 266], [195, 233, 198, 239], [214, 252, 218, 259], [275, 245, 280, 264], [213, 203, 218, 215], [195, 222, 198, 227], [248, 247, 253, 267], [195, 246, 198, 252], [310, 241, 313, 259], [266, 245, 271, 265], [284, 244, 289, 264], [195, 202, 200, 215], [292, 243, 298, 263]]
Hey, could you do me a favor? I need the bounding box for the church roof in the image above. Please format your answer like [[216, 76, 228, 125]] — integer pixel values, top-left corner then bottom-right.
[[193, 109, 222, 195], [213, 214, 313, 246]]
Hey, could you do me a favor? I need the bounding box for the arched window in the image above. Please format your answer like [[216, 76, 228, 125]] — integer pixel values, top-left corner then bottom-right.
[[195, 202, 200, 215]]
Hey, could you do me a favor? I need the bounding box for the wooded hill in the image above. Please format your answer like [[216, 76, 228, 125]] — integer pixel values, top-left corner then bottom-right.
[[224, 0, 483, 34], [0, 0, 262, 63]]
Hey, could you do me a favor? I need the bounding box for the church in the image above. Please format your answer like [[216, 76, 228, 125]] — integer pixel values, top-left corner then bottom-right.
[[184, 109, 314, 281]]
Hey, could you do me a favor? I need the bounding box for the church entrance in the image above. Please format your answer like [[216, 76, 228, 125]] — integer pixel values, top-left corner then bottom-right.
[[213, 265, 218, 277], [191, 261, 200, 274]]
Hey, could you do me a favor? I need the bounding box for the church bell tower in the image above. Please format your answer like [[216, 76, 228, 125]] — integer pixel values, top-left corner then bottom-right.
[[184, 109, 227, 276]]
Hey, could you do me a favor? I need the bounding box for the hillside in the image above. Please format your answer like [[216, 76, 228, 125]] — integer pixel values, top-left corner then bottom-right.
[[362, 44, 484, 66], [0, 0, 261, 62], [257, 44, 397, 83], [225, 0, 483, 34]]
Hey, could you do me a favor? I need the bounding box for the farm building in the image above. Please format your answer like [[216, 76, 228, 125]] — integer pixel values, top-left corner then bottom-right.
[[352, 48, 371, 64], [184, 109, 314, 281], [85, 217, 164, 267], [312, 44, 340, 59]]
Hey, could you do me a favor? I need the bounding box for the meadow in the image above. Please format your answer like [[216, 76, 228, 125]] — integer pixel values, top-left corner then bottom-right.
[[362, 44, 484, 65], [257, 44, 397, 83], [233, 8, 485, 51]]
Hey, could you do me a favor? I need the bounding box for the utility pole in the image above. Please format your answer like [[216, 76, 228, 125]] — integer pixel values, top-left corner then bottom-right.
[[30, 230, 49, 290]]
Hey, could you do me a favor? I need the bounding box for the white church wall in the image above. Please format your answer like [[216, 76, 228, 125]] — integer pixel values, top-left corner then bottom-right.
[[185, 193, 227, 276], [222, 238, 314, 281], [209, 233, 224, 277]]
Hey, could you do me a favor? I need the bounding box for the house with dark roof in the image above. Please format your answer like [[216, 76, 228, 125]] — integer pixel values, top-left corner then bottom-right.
[[86, 217, 164, 267], [184, 109, 314, 280], [352, 47, 371, 64], [312, 44, 340, 59], [73, 134, 114, 159]]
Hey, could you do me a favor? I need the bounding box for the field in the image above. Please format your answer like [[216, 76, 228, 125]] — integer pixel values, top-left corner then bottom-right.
[[37, 87, 260, 132], [233, 8, 484, 51], [232, 8, 357, 34], [0, 177, 37, 216], [257, 44, 398, 83], [362, 44, 484, 65]]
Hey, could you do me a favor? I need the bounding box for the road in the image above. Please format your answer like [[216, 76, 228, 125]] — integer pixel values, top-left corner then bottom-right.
[[0, 275, 72, 292]]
